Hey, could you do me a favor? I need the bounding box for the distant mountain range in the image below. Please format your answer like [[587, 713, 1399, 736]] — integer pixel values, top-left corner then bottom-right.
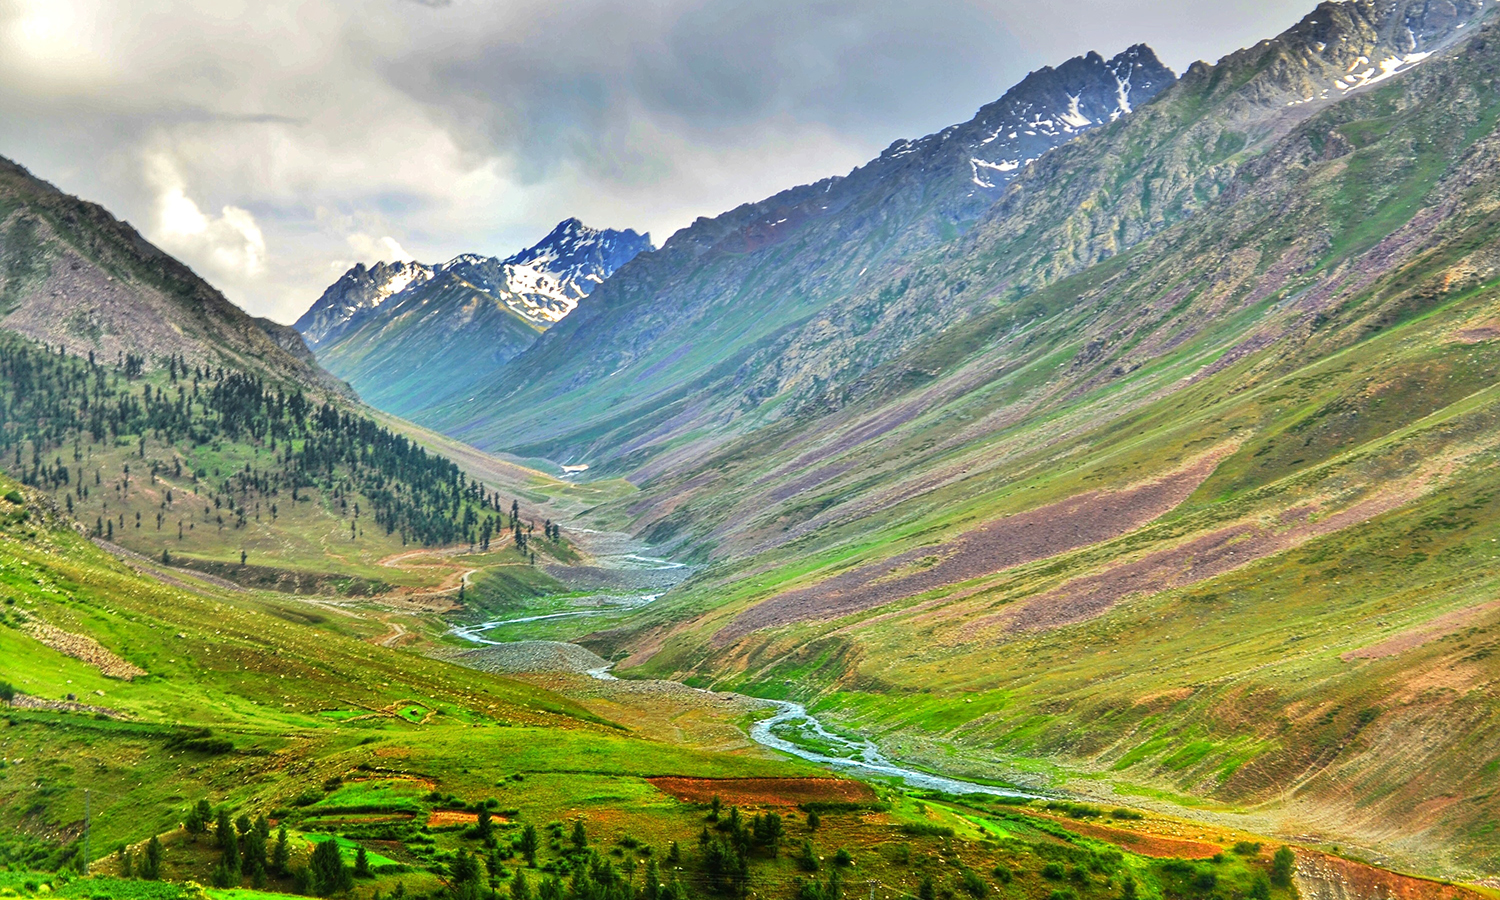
[[4, 0, 1500, 874], [338, 0, 1500, 870], [294, 219, 652, 418], [387, 44, 1175, 455]]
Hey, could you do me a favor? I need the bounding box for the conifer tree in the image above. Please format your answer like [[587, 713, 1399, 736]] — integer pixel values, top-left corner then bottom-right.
[[272, 824, 291, 874], [140, 836, 162, 880], [308, 838, 352, 896]]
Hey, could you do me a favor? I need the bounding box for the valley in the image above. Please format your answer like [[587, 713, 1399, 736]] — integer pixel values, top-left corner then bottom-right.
[[3, 0, 1500, 897]]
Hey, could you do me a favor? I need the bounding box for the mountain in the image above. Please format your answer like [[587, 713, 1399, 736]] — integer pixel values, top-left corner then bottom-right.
[[539, 0, 1500, 874], [294, 259, 435, 350], [413, 44, 1175, 456], [0, 156, 344, 393], [299, 219, 652, 418]]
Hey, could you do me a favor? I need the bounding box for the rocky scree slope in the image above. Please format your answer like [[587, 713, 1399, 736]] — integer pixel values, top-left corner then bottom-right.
[[421, 45, 1175, 455], [0, 156, 342, 392], [300, 219, 651, 418]]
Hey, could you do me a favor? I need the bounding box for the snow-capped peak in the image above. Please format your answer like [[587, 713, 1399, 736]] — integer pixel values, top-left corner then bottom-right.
[[295, 220, 655, 349], [294, 259, 435, 349]]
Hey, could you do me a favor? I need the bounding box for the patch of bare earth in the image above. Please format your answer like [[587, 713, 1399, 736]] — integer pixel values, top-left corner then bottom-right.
[[715, 446, 1234, 645], [427, 810, 480, 828], [23, 621, 146, 679], [1293, 850, 1487, 900], [1029, 814, 1221, 859], [648, 777, 875, 807], [1342, 600, 1500, 660]]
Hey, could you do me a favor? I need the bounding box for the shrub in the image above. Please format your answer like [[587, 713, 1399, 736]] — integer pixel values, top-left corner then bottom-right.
[[1041, 864, 1065, 881], [961, 868, 989, 898], [992, 865, 1012, 884], [834, 848, 853, 868], [1251, 873, 1272, 900], [1271, 847, 1295, 887], [1233, 841, 1263, 856]]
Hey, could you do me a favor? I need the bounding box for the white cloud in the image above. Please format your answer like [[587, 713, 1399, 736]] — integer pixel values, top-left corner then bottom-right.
[[146, 153, 266, 281], [347, 233, 416, 264]]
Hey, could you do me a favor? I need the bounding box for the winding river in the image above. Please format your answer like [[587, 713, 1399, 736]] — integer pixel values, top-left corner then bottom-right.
[[453, 602, 1043, 799]]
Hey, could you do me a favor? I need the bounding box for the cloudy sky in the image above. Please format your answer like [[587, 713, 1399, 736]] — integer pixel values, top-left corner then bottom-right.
[[0, 0, 1320, 323]]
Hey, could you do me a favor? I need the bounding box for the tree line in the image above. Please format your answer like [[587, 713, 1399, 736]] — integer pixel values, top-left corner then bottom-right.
[[0, 334, 556, 549]]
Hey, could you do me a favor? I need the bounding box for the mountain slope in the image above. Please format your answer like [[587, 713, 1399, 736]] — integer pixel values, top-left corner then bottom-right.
[[428, 2, 1483, 473], [0, 157, 343, 393], [414, 45, 1174, 455], [542, 0, 1500, 874], [304, 219, 651, 418]]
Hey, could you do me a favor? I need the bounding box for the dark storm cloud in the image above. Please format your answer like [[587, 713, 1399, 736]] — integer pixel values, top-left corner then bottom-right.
[[389, 0, 1024, 182], [0, 0, 1325, 322]]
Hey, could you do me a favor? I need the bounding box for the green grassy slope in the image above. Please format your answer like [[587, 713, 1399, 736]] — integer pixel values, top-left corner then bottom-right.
[[0, 473, 1331, 900]]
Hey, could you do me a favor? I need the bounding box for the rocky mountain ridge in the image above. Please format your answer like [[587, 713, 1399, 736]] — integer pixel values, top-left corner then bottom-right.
[[417, 44, 1178, 453], [0, 156, 344, 393], [421, 0, 1487, 468]]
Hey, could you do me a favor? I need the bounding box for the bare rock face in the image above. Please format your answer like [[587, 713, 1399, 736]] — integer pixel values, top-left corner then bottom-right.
[[294, 259, 435, 350]]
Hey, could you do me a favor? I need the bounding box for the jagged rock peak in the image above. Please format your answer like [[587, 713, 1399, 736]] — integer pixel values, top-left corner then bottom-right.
[[1182, 0, 1488, 108], [506, 218, 654, 291], [295, 218, 653, 353], [294, 259, 435, 350], [869, 44, 1175, 192]]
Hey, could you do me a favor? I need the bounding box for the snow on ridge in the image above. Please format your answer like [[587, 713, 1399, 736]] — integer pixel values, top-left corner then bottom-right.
[[1059, 94, 1094, 129]]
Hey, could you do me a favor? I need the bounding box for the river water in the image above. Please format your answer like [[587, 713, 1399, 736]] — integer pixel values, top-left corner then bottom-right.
[[453, 608, 1043, 799]]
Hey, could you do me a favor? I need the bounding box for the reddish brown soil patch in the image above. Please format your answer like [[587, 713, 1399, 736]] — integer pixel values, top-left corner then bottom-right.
[[1030, 815, 1220, 859], [1294, 851, 1488, 900], [1003, 489, 1411, 633], [649, 777, 875, 807], [426, 810, 480, 828], [715, 446, 1234, 644], [1451, 320, 1500, 344], [1342, 600, 1500, 660]]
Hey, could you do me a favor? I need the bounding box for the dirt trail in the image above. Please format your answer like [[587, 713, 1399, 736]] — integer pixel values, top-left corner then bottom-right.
[[376, 620, 409, 648], [91, 537, 247, 594]]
